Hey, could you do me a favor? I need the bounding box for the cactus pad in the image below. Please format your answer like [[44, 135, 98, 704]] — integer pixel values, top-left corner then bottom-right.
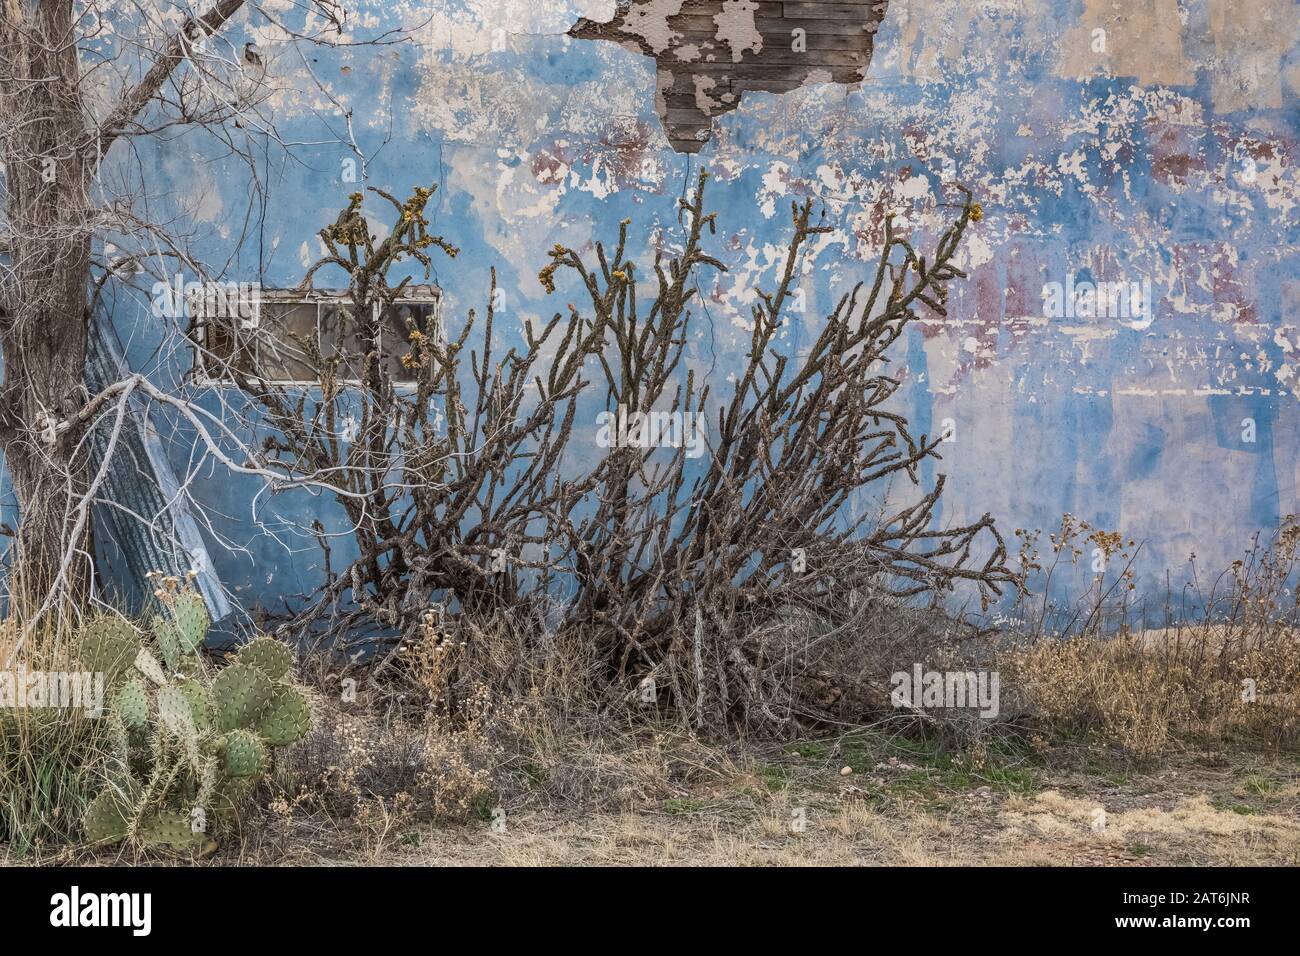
[[211, 663, 274, 733], [236, 636, 295, 680], [150, 613, 182, 672], [133, 647, 168, 685], [77, 616, 140, 686], [223, 729, 266, 777], [83, 788, 135, 844], [171, 591, 210, 653], [255, 684, 312, 747], [177, 679, 212, 733], [113, 676, 149, 730], [156, 685, 196, 738], [138, 811, 204, 849]]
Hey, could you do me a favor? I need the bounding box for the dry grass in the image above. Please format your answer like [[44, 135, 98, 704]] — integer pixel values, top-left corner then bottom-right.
[[9, 693, 1299, 867], [91, 736, 1291, 867], [6, 518, 1300, 866], [0, 616, 111, 854], [1004, 631, 1300, 757]]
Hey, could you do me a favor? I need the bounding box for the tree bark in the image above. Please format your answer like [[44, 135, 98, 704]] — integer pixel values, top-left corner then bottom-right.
[[0, 0, 94, 614]]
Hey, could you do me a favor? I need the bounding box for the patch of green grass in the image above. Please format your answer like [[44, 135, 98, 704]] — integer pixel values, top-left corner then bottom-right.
[[786, 730, 884, 768], [1214, 801, 1260, 816], [757, 762, 793, 792], [884, 760, 1038, 799], [787, 741, 832, 760], [786, 728, 1040, 800], [1241, 775, 1276, 797], [520, 763, 548, 788], [1, 708, 107, 856], [971, 763, 1040, 795], [887, 769, 943, 798], [1128, 842, 1155, 858], [470, 792, 497, 823]]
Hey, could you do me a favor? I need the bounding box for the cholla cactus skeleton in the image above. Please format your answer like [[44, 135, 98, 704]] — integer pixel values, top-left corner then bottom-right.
[[79, 584, 312, 850]]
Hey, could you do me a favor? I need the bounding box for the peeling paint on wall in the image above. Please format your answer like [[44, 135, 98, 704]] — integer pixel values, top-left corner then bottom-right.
[[97, 0, 1300, 612], [570, 0, 889, 150]]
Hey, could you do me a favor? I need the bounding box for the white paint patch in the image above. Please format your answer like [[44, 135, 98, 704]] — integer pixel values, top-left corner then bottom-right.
[[623, 0, 686, 54], [713, 0, 762, 63], [694, 75, 722, 112]]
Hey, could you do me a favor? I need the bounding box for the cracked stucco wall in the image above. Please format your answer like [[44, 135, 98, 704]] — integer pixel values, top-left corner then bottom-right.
[[570, 0, 889, 151], [83, 0, 1300, 609]]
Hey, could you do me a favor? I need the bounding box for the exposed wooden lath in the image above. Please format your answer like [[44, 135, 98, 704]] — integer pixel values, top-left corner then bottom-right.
[[571, 0, 890, 152]]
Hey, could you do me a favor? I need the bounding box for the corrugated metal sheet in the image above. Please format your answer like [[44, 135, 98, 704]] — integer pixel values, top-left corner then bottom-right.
[[85, 320, 232, 621]]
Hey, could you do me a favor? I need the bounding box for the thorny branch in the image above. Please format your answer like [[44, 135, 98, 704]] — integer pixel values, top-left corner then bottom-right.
[[229, 174, 1017, 732]]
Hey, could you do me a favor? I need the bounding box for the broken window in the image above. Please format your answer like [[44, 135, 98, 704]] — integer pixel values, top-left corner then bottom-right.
[[193, 286, 441, 386]]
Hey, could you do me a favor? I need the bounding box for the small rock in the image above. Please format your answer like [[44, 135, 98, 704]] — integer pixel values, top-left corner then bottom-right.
[[840, 765, 853, 776]]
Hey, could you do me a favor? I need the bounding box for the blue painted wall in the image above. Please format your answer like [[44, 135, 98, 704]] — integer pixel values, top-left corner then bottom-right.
[[44, 1, 1300, 617]]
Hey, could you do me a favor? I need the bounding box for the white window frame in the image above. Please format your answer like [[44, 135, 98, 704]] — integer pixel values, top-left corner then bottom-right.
[[193, 287, 442, 389]]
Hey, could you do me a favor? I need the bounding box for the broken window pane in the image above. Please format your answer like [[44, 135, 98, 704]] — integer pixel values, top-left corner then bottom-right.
[[197, 315, 256, 380], [319, 302, 367, 382], [258, 302, 317, 383], [381, 301, 439, 383]]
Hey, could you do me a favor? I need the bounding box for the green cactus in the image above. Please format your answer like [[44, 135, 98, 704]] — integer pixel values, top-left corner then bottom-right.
[[138, 811, 204, 849], [150, 613, 182, 673], [113, 676, 149, 730], [78, 616, 141, 686], [148, 585, 209, 673], [176, 679, 212, 733], [212, 663, 274, 733], [82, 783, 139, 844], [237, 636, 295, 680], [155, 685, 194, 735], [133, 647, 167, 686], [76, 584, 314, 854], [256, 683, 312, 747], [223, 729, 266, 777]]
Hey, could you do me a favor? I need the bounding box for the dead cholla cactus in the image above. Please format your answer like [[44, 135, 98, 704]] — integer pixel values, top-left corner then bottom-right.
[[246, 174, 1016, 734]]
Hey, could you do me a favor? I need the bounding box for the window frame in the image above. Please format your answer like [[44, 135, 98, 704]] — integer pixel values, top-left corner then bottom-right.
[[192, 286, 442, 389]]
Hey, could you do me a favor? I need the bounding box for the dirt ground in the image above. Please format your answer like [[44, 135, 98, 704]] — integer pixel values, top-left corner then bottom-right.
[[236, 729, 1300, 867]]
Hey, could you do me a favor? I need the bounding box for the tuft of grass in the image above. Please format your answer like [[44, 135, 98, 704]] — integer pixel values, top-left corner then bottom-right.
[[0, 619, 111, 856], [757, 763, 793, 792], [1240, 775, 1276, 797]]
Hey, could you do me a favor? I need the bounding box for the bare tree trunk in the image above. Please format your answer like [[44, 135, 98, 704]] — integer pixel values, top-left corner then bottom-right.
[[0, 0, 95, 614], [1, 0, 255, 620], [0, 264, 94, 612]]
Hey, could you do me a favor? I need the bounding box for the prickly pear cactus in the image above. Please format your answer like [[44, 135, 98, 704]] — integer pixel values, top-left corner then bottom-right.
[[133, 647, 168, 686], [139, 810, 205, 849], [150, 614, 182, 673], [77, 581, 313, 854], [257, 683, 312, 747], [170, 590, 210, 654], [176, 679, 212, 733], [223, 729, 266, 777], [78, 616, 142, 686], [82, 782, 140, 844], [212, 663, 274, 733], [113, 676, 149, 730], [237, 636, 295, 680]]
